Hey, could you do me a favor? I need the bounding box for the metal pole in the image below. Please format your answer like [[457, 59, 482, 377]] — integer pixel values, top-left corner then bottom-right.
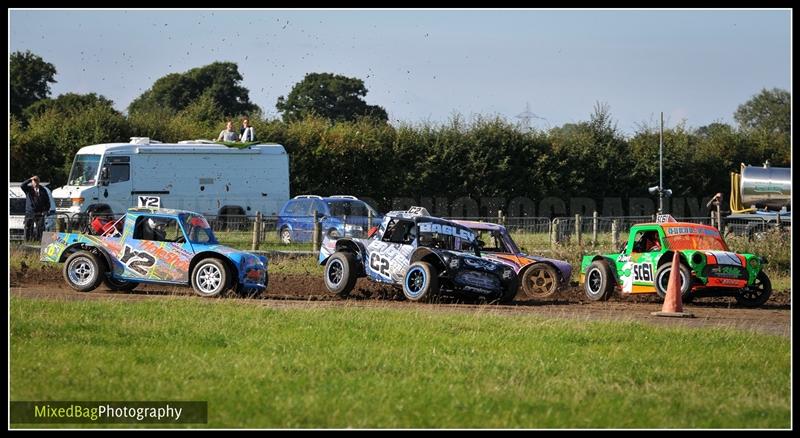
[[312, 209, 321, 253], [659, 111, 664, 214]]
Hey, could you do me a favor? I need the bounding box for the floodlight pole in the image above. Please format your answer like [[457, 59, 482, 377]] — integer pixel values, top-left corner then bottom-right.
[[659, 111, 664, 214]]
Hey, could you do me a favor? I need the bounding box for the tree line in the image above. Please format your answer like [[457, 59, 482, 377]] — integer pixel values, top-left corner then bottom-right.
[[10, 51, 791, 215]]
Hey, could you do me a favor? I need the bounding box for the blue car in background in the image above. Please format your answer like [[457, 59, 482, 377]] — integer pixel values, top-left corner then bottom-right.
[[276, 195, 382, 244]]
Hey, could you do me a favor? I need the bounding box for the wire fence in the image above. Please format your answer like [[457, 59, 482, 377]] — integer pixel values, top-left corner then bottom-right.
[[10, 211, 790, 253]]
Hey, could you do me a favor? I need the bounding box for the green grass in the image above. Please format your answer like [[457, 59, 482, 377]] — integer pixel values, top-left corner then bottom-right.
[[11, 297, 790, 428]]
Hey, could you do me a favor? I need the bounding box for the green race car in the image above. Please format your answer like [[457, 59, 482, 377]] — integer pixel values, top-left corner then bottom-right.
[[579, 215, 771, 307]]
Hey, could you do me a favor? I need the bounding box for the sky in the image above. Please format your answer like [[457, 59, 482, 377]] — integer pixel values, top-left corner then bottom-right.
[[8, 9, 791, 135]]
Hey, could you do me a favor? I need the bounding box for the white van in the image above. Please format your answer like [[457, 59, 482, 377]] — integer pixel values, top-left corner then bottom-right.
[[10, 182, 57, 240], [51, 138, 290, 220]]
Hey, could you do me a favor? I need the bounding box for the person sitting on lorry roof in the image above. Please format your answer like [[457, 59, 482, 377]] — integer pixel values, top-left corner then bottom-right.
[[217, 121, 238, 142], [239, 117, 256, 142]]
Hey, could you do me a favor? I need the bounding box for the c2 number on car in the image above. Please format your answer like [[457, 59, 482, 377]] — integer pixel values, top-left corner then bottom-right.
[[369, 253, 390, 277], [632, 263, 653, 282]]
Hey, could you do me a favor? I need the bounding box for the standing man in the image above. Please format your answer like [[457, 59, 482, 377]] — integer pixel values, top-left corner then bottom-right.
[[239, 117, 256, 142], [21, 176, 52, 241]]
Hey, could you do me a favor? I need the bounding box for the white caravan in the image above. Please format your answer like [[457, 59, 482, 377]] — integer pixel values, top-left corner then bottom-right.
[[52, 138, 290, 219]]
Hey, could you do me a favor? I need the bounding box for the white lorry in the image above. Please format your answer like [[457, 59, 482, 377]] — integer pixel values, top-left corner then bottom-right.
[[51, 138, 290, 221]]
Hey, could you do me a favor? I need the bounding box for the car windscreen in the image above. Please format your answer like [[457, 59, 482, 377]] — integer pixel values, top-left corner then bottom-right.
[[416, 221, 476, 251], [68, 154, 101, 186], [326, 200, 369, 217], [181, 214, 218, 244]]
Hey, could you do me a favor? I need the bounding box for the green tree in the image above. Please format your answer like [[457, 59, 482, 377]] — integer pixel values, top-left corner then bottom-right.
[[734, 88, 790, 135], [24, 92, 115, 120], [128, 62, 258, 117], [276, 73, 388, 123], [10, 50, 57, 121]]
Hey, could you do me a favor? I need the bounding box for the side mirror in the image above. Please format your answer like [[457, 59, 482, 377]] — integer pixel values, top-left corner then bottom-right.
[[100, 167, 110, 186]]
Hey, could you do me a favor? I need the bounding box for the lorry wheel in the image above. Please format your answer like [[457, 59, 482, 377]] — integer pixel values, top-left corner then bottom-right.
[[521, 264, 559, 299], [735, 271, 772, 307], [324, 252, 358, 297], [280, 227, 292, 244], [191, 258, 229, 297], [63, 251, 103, 292], [103, 274, 138, 292], [403, 261, 440, 302], [584, 260, 614, 301], [654, 262, 691, 301]]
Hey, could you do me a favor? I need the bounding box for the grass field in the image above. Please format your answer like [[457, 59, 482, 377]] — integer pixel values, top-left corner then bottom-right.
[[10, 297, 790, 428]]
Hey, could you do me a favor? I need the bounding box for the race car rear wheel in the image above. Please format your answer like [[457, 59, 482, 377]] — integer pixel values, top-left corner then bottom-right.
[[103, 274, 138, 292], [521, 264, 559, 299], [63, 251, 103, 292], [191, 258, 229, 297], [654, 262, 692, 301], [735, 270, 772, 308], [403, 261, 440, 302], [324, 251, 358, 297], [584, 260, 614, 301]]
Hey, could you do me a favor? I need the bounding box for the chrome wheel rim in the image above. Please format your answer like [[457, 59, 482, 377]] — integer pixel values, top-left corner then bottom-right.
[[327, 260, 344, 286], [68, 257, 95, 286], [196, 264, 222, 295]]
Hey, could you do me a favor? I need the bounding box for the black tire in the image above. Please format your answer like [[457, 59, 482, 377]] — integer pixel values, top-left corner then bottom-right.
[[654, 261, 692, 301], [402, 261, 440, 302], [191, 258, 229, 297], [521, 264, 559, 299], [103, 274, 138, 292], [63, 251, 103, 292], [280, 227, 292, 245], [498, 274, 519, 304], [735, 271, 772, 308], [324, 252, 358, 297], [584, 260, 614, 301]]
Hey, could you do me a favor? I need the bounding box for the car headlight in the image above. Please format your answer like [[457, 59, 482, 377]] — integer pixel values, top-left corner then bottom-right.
[[691, 252, 705, 265], [748, 257, 760, 269]]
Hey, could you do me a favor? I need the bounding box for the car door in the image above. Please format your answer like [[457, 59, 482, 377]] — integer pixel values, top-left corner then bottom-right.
[[116, 215, 194, 283], [365, 219, 416, 284]]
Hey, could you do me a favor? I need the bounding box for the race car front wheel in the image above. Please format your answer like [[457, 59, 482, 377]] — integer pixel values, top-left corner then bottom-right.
[[735, 271, 772, 308], [63, 251, 103, 292], [324, 252, 358, 297], [522, 264, 559, 299], [403, 262, 440, 302], [191, 258, 229, 298]]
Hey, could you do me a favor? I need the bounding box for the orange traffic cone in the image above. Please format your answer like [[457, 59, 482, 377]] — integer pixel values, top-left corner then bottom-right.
[[651, 251, 695, 318]]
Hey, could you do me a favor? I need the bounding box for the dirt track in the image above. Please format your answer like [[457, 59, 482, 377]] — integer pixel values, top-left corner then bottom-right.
[[10, 273, 791, 337]]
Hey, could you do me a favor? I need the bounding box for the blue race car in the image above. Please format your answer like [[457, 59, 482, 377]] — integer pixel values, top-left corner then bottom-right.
[[41, 207, 268, 297]]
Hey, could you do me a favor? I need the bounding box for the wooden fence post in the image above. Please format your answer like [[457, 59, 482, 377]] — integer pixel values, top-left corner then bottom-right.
[[575, 213, 582, 246], [592, 211, 598, 246], [251, 212, 262, 251], [312, 209, 321, 253], [611, 219, 619, 249]]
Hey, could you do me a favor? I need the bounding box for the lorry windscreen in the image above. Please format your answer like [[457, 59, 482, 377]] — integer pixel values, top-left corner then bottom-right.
[[68, 154, 101, 186], [181, 214, 218, 244]]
